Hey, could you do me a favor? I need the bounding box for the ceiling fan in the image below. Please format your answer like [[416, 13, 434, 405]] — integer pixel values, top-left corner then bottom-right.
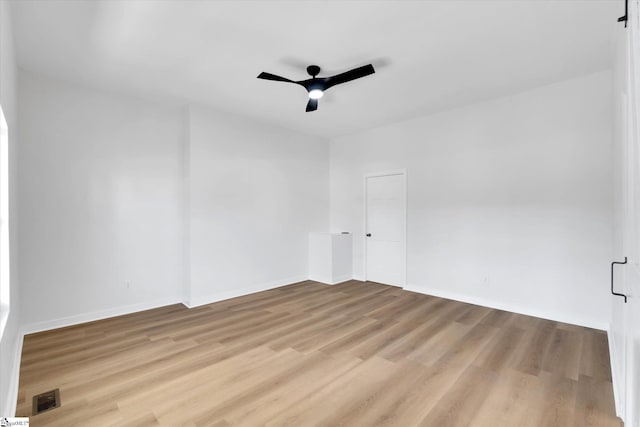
[[257, 64, 375, 112]]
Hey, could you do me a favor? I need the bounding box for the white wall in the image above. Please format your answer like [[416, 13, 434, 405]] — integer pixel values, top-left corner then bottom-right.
[[330, 71, 613, 329], [16, 72, 330, 324], [18, 72, 185, 330], [186, 105, 329, 306], [0, 0, 21, 416]]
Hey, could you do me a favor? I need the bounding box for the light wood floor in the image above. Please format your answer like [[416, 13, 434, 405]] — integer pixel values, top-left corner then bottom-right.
[[16, 280, 621, 426]]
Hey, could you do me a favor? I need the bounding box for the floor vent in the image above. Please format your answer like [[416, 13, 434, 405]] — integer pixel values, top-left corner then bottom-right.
[[32, 389, 61, 415]]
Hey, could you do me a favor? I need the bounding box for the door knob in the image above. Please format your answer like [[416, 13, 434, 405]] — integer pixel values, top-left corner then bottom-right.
[[366, 233, 372, 237]]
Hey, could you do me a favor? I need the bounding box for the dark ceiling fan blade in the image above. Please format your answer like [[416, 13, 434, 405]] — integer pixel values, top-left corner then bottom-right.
[[325, 64, 375, 89], [257, 72, 295, 83], [306, 98, 318, 112]]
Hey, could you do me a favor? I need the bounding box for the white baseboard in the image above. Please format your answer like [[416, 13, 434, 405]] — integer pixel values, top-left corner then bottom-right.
[[308, 274, 353, 285], [3, 331, 23, 416], [405, 283, 609, 331], [184, 275, 308, 308], [331, 274, 353, 284], [308, 275, 333, 285], [607, 325, 624, 419], [352, 275, 365, 282], [21, 296, 184, 335]]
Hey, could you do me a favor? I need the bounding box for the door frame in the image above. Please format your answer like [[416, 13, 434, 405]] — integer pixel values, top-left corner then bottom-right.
[[363, 169, 407, 287]]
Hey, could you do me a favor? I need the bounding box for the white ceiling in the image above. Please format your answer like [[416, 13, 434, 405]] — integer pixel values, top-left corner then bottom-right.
[[11, 0, 620, 139]]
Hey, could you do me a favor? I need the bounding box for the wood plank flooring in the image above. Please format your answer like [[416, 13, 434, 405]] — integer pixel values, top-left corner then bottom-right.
[[16, 280, 622, 426]]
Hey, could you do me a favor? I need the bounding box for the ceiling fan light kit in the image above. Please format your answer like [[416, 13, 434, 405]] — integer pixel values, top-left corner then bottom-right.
[[308, 89, 324, 100], [257, 63, 375, 112]]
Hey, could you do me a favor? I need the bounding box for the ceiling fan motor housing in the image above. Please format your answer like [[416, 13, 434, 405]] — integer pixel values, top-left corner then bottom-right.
[[307, 65, 321, 77]]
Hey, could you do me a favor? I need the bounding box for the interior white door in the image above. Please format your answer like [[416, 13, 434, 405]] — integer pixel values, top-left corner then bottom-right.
[[621, 78, 640, 427], [365, 172, 405, 286], [612, 10, 640, 425], [624, 12, 640, 423]]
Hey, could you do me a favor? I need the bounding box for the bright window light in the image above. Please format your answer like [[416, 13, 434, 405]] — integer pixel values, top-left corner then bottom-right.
[[0, 104, 9, 341]]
